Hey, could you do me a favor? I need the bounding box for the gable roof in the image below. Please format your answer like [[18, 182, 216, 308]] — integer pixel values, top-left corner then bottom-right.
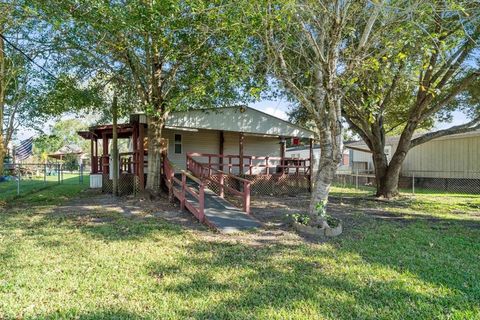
[[133, 106, 315, 138]]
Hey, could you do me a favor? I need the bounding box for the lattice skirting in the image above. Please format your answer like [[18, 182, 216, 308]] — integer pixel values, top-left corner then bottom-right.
[[102, 174, 137, 196], [245, 174, 311, 195]]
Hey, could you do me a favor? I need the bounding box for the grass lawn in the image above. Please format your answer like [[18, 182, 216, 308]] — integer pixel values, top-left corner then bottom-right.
[[1, 183, 479, 319], [0, 174, 86, 203]]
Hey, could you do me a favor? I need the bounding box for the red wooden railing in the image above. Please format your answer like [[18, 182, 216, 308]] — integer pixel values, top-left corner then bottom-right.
[[163, 157, 205, 222], [186, 152, 310, 176], [187, 153, 251, 214]]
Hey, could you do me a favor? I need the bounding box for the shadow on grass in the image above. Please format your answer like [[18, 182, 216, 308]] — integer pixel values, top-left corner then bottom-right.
[[143, 236, 478, 319]]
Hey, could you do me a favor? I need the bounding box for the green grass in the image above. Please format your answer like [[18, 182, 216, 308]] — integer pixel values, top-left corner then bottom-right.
[[1, 184, 480, 319], [0, 174, 87, 203]]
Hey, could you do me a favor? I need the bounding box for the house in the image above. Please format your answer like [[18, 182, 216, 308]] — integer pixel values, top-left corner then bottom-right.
[[345, 130, 480, 191], [78, 106, 316, 195], [286, 144, 351, 173]]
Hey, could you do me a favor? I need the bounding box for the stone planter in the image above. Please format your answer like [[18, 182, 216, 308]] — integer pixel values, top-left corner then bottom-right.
[[292, 221, 343, 237], [324, 222, 342, 237]]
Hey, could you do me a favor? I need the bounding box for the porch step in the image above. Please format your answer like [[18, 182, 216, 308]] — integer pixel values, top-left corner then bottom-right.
[[183, 177, 262, 233]]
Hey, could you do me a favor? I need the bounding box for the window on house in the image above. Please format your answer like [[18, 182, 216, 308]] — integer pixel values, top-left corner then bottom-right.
[[174, 134, 182, 154]]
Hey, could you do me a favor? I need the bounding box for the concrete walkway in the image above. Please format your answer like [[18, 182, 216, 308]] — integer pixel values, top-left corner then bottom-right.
[[184, 178, 262, 233]]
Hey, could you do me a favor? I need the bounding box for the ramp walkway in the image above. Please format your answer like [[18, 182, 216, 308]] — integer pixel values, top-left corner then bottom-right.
[[163, 158, 262, 233]]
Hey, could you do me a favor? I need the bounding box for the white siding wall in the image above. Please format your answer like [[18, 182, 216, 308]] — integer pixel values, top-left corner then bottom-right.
[[162, 129, 282, 172], [223, 132, 281, 174], [402, 135, 480, 178], [163, 128, 220, 170], [286, 148, 320, 173], [348, 134, 480, 178]]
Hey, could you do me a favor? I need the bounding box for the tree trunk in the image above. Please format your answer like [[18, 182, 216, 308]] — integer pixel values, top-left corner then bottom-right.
[[0, 27, 5, 177], [372, 146, 405, 198], [145, 114, 164, 197], [111, 95, 119, 196], [308, 155, 338, 224]]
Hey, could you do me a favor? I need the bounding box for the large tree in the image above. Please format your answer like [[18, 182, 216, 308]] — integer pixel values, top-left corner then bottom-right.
[[248, 0, 393, 223], [34, 0, 262, 196], [0, 1, 53, 174], [342, 0, 480, 198]]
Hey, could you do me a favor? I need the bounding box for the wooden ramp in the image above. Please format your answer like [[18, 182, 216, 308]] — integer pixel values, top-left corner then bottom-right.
[[163, 158, 262, 233], [185, 179, 262, 233]]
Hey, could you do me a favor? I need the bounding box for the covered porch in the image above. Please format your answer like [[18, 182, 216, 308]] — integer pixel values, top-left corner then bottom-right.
[[77, 106, 316, 195]]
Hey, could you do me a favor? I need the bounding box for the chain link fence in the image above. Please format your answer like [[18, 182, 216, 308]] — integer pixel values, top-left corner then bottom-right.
[[333, 169, 480, 196], [0, 163, 86, 202]]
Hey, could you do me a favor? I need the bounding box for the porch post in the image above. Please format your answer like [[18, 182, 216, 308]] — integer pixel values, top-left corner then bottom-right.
[[219, 131, 224, 171], [90, 136, 95, 173], [102, 133, 108, 174], [138, 123, 145, 190], [239, 132, 244, 175], [279, 136, 286, 174], [309, 138, 313, 192], [132, 122, 138, 176]]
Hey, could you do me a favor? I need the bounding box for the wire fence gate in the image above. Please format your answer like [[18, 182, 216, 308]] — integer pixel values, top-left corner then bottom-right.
[[0, 163, 86, 202]]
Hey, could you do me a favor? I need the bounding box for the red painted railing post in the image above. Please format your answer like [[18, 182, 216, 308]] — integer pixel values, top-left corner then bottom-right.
[[219, 173, 224, 198], [180, 173, 186, 210], [199, 183, 205, 222], [243, 181, 251, 214]]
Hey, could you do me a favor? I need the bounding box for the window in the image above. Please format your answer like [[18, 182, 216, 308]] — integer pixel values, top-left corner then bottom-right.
[[174, 134, 182, 154]]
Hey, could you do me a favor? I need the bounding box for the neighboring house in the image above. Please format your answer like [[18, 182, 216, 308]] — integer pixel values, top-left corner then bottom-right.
[[346, 130, 480, 178], [286, 144, 351, 173], [78, 106, 316, 195], [345, 130, 480, 191]]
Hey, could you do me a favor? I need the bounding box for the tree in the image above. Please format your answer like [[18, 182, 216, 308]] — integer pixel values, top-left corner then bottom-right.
[[34, 0, 262, 196], [342, 1, 480, 198], [248, 0, 389, 223], [0, 0, 63, 175]]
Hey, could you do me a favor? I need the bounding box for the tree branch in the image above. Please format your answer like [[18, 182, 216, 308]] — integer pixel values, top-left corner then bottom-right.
[[411, 116, 480, 148]]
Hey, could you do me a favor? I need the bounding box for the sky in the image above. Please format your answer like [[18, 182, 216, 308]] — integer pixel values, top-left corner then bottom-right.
[[14, 98, 469, 145]]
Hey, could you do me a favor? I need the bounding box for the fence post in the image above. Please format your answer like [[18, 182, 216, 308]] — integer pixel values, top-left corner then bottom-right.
[[58, 164, 61, 184], [44, 163, 47, 185], [199, 183, 205, 222], [412, 172, 415, 195], [355, 169, 359, 189], [17, 164, 20, 196], [79, 164, 84, 184]]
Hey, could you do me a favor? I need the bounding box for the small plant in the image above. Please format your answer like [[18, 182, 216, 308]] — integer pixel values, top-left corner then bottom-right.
[[287, 213, 311, 225], [315, 200, 341, 228]]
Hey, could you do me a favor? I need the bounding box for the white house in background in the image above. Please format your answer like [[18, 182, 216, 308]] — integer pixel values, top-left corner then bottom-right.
[[345, 129, 480, 179], [286, 144, 351, 172]]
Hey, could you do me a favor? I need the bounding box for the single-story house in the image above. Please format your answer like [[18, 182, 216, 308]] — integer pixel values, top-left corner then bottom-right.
[[78, 106, 316, 195], [345, 130, 480, 191]]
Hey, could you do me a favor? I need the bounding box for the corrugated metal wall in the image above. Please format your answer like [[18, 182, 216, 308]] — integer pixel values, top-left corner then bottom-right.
[[402, 135, 480, 178], [349, 134, 480, 178]]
